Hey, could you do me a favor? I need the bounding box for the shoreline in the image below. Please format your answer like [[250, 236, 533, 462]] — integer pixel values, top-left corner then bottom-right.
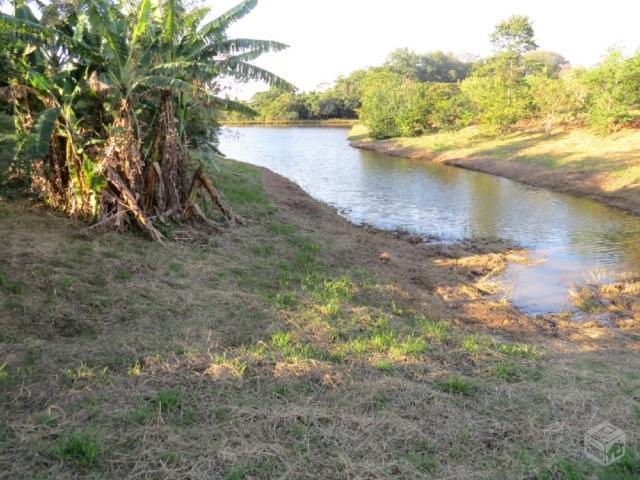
[[350, 135, 640, 217], [3, 157, 640, 477], [223, 119, 357, 127]]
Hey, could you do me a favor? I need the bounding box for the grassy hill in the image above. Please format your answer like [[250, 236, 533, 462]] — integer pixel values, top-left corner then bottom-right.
[[1, 121, 639, 478]]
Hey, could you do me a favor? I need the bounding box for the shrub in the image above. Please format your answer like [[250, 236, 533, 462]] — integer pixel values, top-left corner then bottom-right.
[[585, 50, 640, 134]]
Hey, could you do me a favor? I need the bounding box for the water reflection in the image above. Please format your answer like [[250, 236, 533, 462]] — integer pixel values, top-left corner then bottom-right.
[[220, 126, 640, 313]]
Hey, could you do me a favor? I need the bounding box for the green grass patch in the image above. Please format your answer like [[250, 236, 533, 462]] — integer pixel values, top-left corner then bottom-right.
[[373, 358, 394, 373], [498, 343, 541, 359], [461, 334, 495, 353], [434, 375, 477, 396], [51, 429, 101, 466], [0, 273, 23, 294], [493, 362, 521, 382], [152, 389, 182, 413], [405, 451, 439, 474]]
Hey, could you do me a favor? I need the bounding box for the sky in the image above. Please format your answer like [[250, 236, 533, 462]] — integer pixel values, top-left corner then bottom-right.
[[212, 0, 640, 99]]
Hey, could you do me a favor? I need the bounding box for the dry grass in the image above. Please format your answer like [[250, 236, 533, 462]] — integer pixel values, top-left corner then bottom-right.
[[1, 157, 640, 479]]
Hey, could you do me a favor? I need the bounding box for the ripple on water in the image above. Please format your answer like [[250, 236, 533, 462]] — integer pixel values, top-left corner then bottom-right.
[[220, 126, 640, 314]]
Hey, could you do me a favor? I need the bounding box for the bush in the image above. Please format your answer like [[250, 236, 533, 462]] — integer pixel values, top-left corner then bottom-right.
[[526, 73, 585, 133], [585, 50, 640, 134], [360, 72, 461, 138]]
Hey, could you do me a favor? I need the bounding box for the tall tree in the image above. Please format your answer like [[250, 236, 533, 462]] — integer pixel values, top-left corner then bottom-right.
[[490, 15, 537, 55]]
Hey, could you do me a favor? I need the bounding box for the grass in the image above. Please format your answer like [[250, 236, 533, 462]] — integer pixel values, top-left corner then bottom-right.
[[433, 375, 477, 396], [349, 122, 640, 194], [51, 429, 101, 466], [1, 140, 639, 478]]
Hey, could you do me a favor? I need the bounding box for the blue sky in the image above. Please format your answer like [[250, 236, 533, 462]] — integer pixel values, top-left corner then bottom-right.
[[213, 0, 640, 99]]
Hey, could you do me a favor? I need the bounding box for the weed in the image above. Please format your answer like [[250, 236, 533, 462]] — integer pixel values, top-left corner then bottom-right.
[[373, 359, 394, 373], [66, 363, 108, 382], [494, 362, 521, 381], [369, 331, 397, 351], [39, 414, 58, 428], [416, 316, 449, 342], [131, 404, 154, 425], [269, 292, 298, 309], [0, 273, 23, 294], [434, 375, 476, 396], [51, 429, 100, 466], [405, 451, 439, 473], [159, 451, 182, 466], [270, 383, 292, 399], [266, 222, 296, 235], [391, 336, 429, 356], [370, 392, 389, 411], [270, 331, 292, 350], [127, 362, 144, 377], [152, 389, 181, 413], [461, 334, 495, 353], [498, 343, 540, 359], [214, 406, 231, 421]]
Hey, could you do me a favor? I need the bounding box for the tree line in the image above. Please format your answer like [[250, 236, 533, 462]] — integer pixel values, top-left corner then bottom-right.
[[242, 15, 640, 138], [0, 0, 288, 239]]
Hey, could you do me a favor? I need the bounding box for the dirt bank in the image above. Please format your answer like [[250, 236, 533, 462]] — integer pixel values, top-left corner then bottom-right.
[[351, 134, 640, 217], [1, 159, 639, 479]]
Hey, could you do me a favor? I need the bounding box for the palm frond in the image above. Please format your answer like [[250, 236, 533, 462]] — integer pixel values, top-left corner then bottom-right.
[[0, 12, 100, 62], [136, 75, 195, 91], [161, 0, 183, 47], [150, 60, 219, 79], [199, 0, 257, 42], [222, 38, 288, 55], [204, 95, 256, 116], [222, 61, 295, 91], [131, 0, 152, 44]]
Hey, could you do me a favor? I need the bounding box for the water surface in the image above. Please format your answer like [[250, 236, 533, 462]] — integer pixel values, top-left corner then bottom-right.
[[220, 126, 640, 314]]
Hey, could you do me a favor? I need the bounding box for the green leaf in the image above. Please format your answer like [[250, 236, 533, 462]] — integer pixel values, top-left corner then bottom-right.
[[199, 0, 257, 42], [131, 0, 151, 44], [25, 108, 60, 159]]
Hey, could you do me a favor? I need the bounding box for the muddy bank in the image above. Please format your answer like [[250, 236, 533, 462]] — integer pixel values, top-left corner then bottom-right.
[[351, 138, 640, 217]]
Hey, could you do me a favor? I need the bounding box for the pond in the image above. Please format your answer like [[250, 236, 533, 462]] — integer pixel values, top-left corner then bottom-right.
[[219, 126, 640, 314]]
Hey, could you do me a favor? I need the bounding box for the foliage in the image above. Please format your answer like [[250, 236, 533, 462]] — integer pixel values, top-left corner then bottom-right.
[[526, 74, 585, 133], [0, 0, 290, 238], [461, 52, 531, 134], [490, 14, 538, 54], [584, 49, 640, 134], [359, 71, 425, 138], [384, 48, 472, 83], [524, 50, 568, 77], [238, 69, 369, 122]]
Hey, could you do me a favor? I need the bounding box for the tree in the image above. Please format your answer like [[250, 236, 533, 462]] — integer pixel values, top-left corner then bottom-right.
[[527, 74, 583, 133], [1, 0, 291, 239], [490, 15, 537, 55], [360, 71, 445, 139], [584, 49, 640, 133], [461, 53, 532, 134], [524, 50, 568, 77], [384, 48, 472, 83]]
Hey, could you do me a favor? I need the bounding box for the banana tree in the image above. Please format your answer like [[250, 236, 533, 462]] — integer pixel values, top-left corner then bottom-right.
[[1, 0, 292, 239]]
